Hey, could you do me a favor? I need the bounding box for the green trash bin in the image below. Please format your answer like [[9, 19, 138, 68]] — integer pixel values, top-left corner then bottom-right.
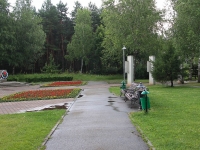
[[120, 81, 126, 90], [140, 96, 150, 110], [140, 90, 150, 111]]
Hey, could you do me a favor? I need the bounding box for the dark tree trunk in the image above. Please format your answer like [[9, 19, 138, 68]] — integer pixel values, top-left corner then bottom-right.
[[170, 76, 174, 87], [12, 67, 15, 75]]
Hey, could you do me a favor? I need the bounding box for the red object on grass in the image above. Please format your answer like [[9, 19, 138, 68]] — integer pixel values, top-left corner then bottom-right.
[[7, 89, 73, 99]]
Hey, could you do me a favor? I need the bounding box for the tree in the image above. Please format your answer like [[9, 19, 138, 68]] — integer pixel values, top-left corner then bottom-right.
[[39, 0, 59, 63], [0, 0, 16, 69], [56, 1, 71, 72], [66, 8, 94, 73], [172, 0, 200, 82], [151, 40, 181, 87], [88, 2, 102, 32], [70, 1, 82, 23], [39, 0, 75, 73], [87, 2, 103, 73], [41, 53, 60, 73], [6, 0, 46, 73], [90, 25, 104, 74], [102, 0, 161, 79]]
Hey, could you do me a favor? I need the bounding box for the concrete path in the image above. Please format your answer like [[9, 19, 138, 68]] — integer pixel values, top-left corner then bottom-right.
[[45, 81, 149, 150]]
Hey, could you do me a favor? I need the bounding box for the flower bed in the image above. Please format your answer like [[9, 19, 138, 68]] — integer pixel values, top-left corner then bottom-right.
[[0, 88, 81, 102], [43, 81, 85, 87]]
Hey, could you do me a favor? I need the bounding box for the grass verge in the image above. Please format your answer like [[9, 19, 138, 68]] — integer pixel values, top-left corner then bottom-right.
[[0, 110, 66, 150], [109, 83, 200, 149]]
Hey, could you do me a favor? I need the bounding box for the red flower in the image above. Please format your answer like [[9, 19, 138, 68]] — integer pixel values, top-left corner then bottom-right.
[[5, 89, 74, 100]]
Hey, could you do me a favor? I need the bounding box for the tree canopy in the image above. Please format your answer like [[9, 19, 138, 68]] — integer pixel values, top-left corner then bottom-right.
[[172, 0, 200, 81], [151, 40, 181, 87], [66, 8, 94, 73]]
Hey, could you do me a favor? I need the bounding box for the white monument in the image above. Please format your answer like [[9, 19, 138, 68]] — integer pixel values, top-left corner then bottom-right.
[[126, 55, 155, 85], [147, 56, 155, 85], [126, 56, 134, 85]]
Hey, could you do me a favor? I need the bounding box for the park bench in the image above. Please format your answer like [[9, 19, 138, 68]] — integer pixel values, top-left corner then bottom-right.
[[121, 82, 147, 108]]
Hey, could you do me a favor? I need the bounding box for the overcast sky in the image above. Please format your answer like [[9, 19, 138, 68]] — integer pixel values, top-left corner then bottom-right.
[[8, 0, 167, 12]]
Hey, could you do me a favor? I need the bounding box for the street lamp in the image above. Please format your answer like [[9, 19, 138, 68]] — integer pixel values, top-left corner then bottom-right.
[[122, 46, 126, 82]]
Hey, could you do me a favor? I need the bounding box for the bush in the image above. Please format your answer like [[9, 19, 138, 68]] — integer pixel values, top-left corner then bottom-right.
[[41, 54, 61, 73], [135, 64, 148, 79], [7, 74, 73, 83]]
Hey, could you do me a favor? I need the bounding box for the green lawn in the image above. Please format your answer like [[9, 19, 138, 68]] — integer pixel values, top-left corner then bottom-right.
[[110, 83, 200, 150], [0, 110, 65, 150]]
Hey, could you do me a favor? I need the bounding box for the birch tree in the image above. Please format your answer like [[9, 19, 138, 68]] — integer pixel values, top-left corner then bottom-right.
[[102, 0, 161, 79], [66, 8, 94, 73]]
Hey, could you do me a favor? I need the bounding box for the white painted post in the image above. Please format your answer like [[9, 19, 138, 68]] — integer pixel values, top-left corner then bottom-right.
[[125, 61, 129, 73], [149, 56, 155, 85], [127, 56, 134, 85]]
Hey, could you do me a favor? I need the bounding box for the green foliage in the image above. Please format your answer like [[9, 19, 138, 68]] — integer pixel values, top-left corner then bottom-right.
[[0, 0, 16, 64], [88, 2, 102, 32], [39, 0, 73, 72], [64, 73, 123, 82], [66, 88, 81, 98], [7, 73, 73, 82], [0, 110, 65, 150], [24, 76, 73, 83], [135, 63, 148, 79], [151, 40, 181, 87], [66, 8, 94, 73], [173, 0, 200, 57], [172, 0, 200, 82], [7, 73, 123, 82], [11, 0, 46, 71], [102, 0, 161, 58], [70, 1, 82, 22], [41, 54, 61, 73], [101, 0, 161, 78]]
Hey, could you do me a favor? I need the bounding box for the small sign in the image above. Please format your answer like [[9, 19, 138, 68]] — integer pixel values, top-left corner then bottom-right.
[[1, 70, 8, 79]]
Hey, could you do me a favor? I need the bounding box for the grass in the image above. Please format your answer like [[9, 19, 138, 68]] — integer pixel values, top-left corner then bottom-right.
[[109, 83, 200, 150], [41, 81, 87, 87], [8, 73, 122, 81], [0, 110, 66, 150], [8, 73, 149, 85], [70, 73, 123, 81]]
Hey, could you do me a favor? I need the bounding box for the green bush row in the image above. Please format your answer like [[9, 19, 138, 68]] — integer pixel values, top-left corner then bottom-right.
[[7, 74, 73, 82]]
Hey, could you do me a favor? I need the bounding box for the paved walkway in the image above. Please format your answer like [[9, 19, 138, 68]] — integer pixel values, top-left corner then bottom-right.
[[45, 81, 149, 150], [0, 81, 149, 149]]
